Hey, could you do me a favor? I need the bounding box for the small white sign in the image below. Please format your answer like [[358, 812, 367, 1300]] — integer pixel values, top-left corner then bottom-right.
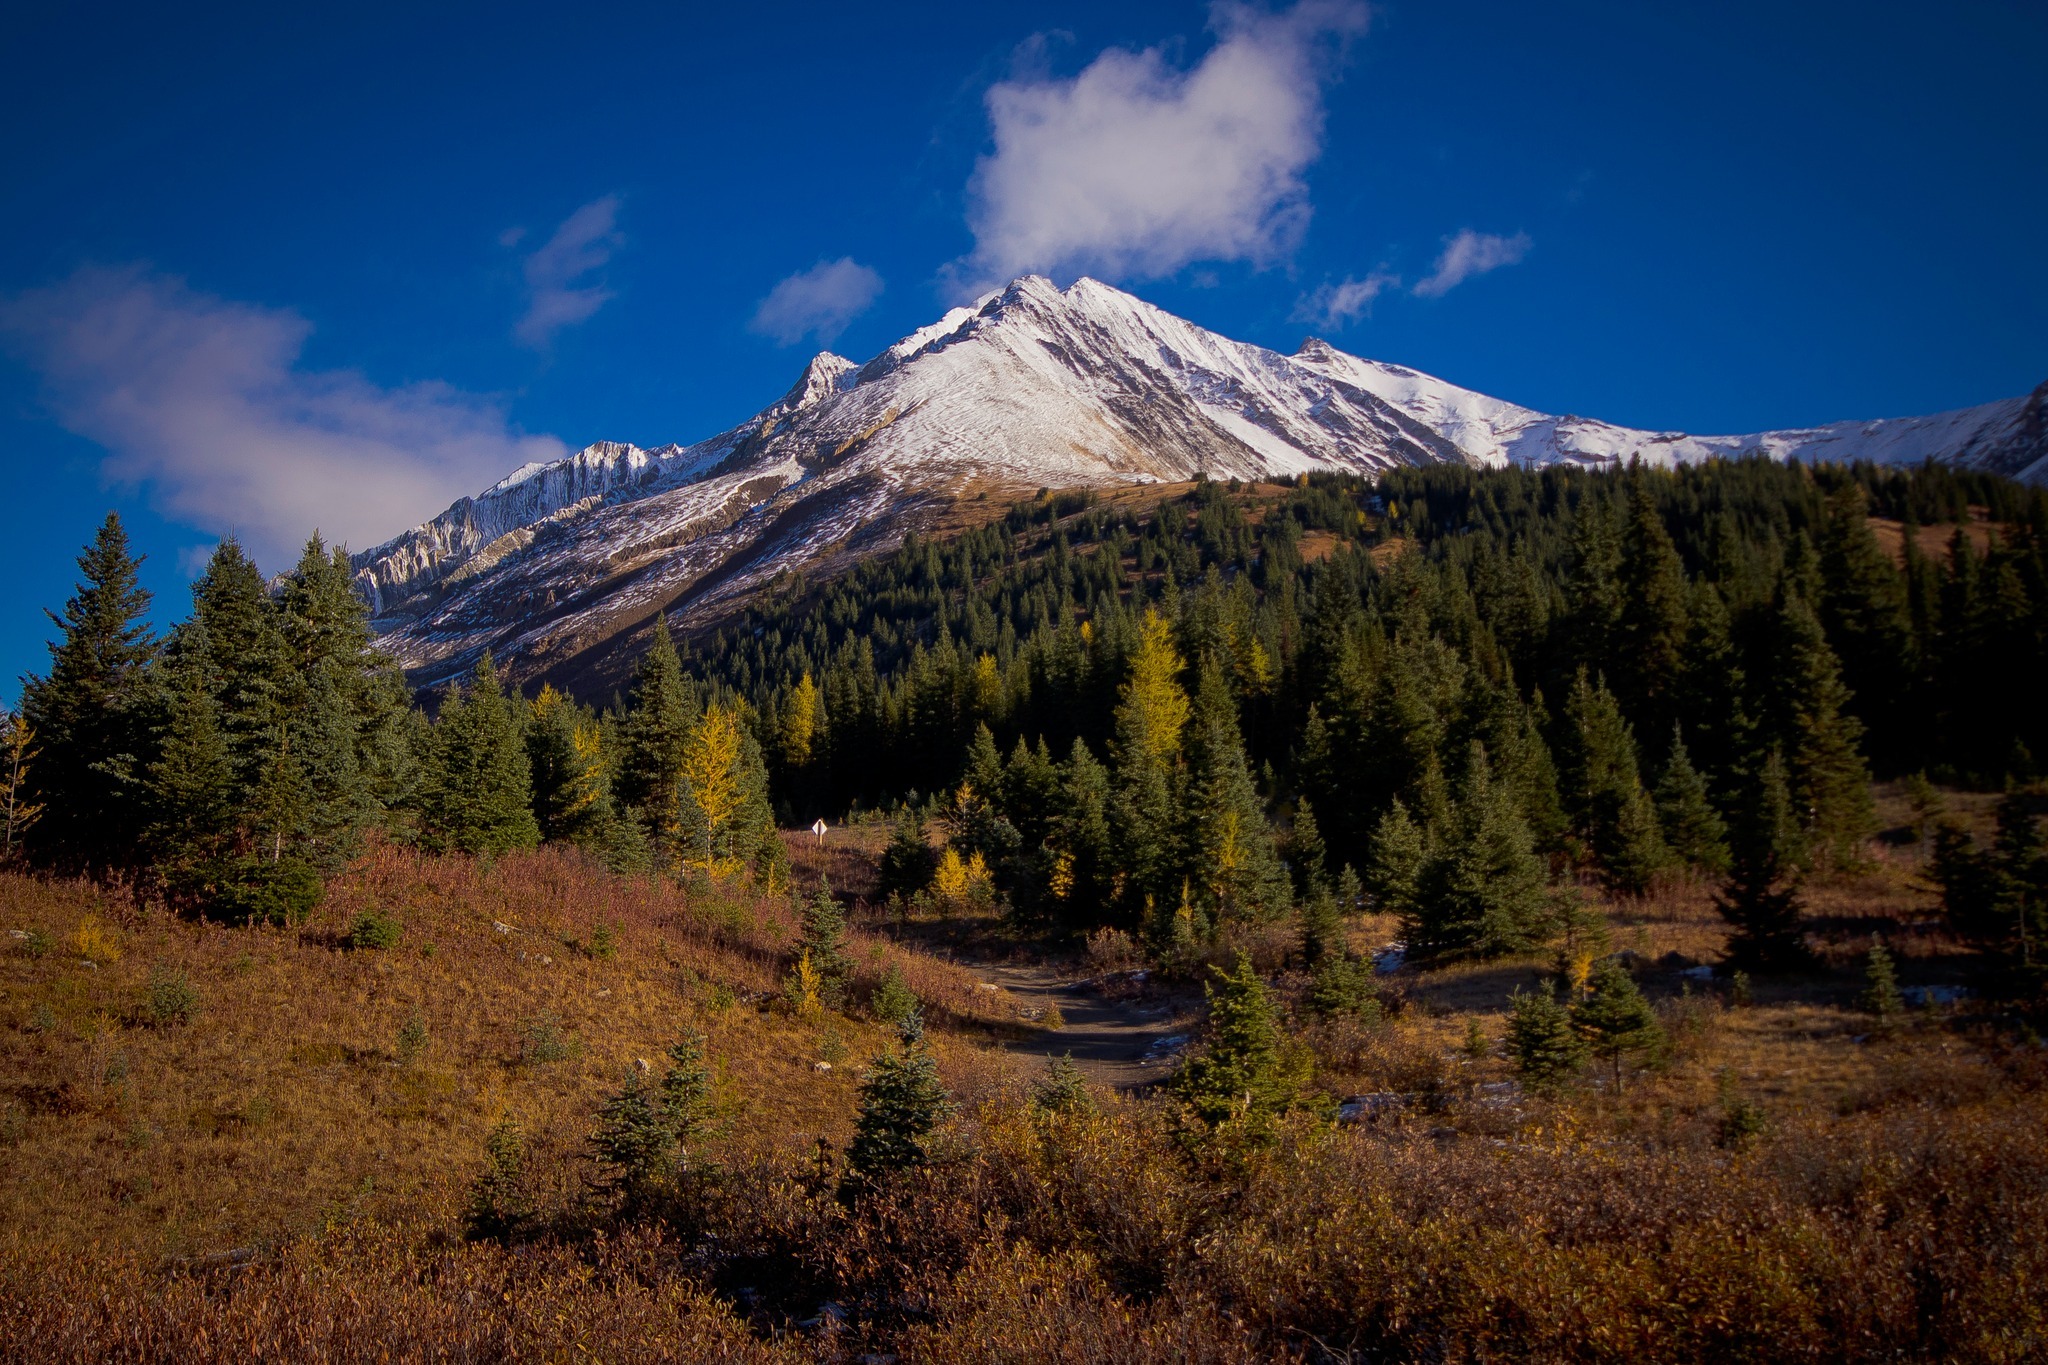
[[810, 818, 828, 841]]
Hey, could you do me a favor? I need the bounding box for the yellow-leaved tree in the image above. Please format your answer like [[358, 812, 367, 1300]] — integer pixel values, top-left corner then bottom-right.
[[680, 704, 746, 874], [780, 673, 819, 769], [1118, 610, 1190, 767]]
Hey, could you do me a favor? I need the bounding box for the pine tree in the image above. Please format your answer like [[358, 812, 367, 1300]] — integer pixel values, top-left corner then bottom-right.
[[1570, 958, 1664, 1090], [1048, 738, 1115, 921], [144, 623, 238, 901], [1365, 798, 1426, 922], [525, 685, 609, 843], [1031, 1054, 1092, 1115], [658, 1032, 718, 1176], [1715, 750, 1810, 971], [844, 1040, 955, 1185], [19, 514, 157, 871], [1298, 886, 1342, 966], [1506, 984, 1587, 1092], [1817, 484, 1915, 772], [416, 654, 540, 856], [191, 538, 290, 796], [1655, 728, 1729, 875], [590, 1070, 672, 1213]]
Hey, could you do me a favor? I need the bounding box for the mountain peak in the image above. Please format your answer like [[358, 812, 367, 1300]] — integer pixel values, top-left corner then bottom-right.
[[352, 281, 2048, 694]]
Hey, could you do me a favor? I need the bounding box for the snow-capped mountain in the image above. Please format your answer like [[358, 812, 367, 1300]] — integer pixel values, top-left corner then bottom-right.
[[352, 275, 2047, 693]]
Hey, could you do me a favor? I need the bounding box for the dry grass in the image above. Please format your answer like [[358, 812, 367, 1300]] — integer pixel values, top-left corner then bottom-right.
[[4, 813, 2045, 1361], [0, 837, 1019, 1261]]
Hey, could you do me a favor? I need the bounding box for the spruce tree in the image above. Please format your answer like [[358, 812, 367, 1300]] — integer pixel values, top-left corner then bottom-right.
[[1289, 797, 1330, 899], [1816, 484, 1915, 772], [191, 538, 290, 796], [1184, 657, 1288, 921], [795, 879, 852, 1006], [590, 1070, 672, 1213], [1570, 958, 1664, 1090], [1715, 750, 1810, 971], [1755, 592, 1876, 870], [1169, 952, 1305, 1136], [878, 810, 936, 900], [1049, 738, 1115, 921], [416, 654, 541, 856], [525, 685, 608, 843], [1614, 479, 1691, 745], [144, 623, 238, 900], [1655, 728, 1729, 875], [615, 618, 697, 843], [19, 513, 157, 871], [1860, 941, 1905, 1028], [1558, 669, 1667, 895], [1506, 984, 1587, 1093], [844, 1039, 955, 1185], [1406, 745, 1553, 962]]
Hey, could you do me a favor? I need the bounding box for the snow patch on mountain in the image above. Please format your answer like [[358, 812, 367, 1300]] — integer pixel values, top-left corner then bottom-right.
[[350, 275, 2046, 690]]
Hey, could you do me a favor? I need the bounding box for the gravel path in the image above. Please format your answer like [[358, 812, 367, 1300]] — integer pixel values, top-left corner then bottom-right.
[[971, 960, 1191, 1091]]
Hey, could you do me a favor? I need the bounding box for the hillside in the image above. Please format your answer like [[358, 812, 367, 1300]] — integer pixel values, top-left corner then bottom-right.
[[348, 276, 2048, 694], [5, 800, 2047, 1360]]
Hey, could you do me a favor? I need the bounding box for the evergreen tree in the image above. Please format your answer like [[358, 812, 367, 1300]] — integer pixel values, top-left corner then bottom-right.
[[1655, 728, 1729, 875], [465, 1120, 529, 1241], [416, 655, 541, 856], [795, 879, 852, 1006], [1048, 738, 1115, 922], [1506, 984, 1587, 1093], [1816, 484, 1916, 772], [1715, 750, 1810, 971], [614, 618, 697, 843], [143, 623, 238, 901], [878, 810, 936, 900], [1755, 592, 1876, 870], [1932, 792, 2047, 977], [1570, 958, 1664, 1090], [1169, 952, 1307, 1137], [843, 1039, 955, 1185], [190, 538, 290, 795], [1614, 479, 1691, 745], [589, 1070, 672, 1213], [19, 514, 157, 871], [1298, 886, 1342, 966], [1288, 797, 1330, 899], [658, 1032, 719, 1176], [1031, 1054, 1092, 1115], [525, 685, 609, 843], [1405, 745, 1553, 961], [1860, 940, 1905, 1028], [1557, 669, 1667, 895], [1184, 657, 1288, 921], [1364, 798, 1427, 921]]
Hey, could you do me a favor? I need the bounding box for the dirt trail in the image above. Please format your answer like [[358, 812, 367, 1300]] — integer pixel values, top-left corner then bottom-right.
[[967, 960, 1192, 1090]]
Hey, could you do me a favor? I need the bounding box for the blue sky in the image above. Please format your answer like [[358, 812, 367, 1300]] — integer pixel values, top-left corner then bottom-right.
[[2, 0, 2043, 694]]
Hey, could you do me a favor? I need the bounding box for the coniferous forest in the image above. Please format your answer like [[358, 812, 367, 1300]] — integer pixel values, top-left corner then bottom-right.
[[4, 457, 2048, 1362]]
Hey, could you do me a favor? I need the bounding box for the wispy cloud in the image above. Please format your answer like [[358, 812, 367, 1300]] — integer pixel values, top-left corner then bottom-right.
[[952, 0, 1369, 294], [0, 266, 566, 567], [513, 195, 624, 347], [749, 258, 885, 347], [1412, 229, 1531, 299], [1293, 270, 1400, 330]]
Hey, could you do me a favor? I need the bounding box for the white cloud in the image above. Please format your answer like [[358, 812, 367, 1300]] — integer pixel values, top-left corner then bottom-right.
[[954, 0, 1368, 292], [0, 266, 567, 568], [513, 195, 623, 347], [749, 258, 885, 347], [1293, 270, 1399, 329], [1412, 229, 1531, 298]]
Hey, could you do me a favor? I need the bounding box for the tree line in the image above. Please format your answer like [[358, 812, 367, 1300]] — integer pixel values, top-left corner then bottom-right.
[[7, 518, 782, 919]]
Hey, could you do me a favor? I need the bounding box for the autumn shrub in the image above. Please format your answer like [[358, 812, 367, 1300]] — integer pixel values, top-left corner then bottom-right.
[[344, 907, 402, 950], [142, 965, 200, 1027]]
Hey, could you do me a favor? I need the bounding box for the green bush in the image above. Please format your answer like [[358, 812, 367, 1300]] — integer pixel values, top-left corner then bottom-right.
[[346, 909, 403, 951], [869, 965, 920, 1025], [396, 1011, 428, 1065], [586, 922, 619, 960], [143, 966, 201, 1027], [209, 857, 324, 926], [520, 1012, 577, 1064], [21, 926, 54, 959]]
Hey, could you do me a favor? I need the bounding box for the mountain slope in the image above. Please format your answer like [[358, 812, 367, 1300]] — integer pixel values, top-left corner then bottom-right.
[[352, 275, 2047, 692]]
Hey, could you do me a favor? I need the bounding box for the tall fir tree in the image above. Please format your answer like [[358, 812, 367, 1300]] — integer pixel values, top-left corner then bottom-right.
[[19, 513, 158, 872], [1715, 749, 1810, 971], [1654, 728, 1729, 875], [1557, 669, 1667, 894], [614, 618, 698, 844], [416, 654, 541, 856], [1755, 591, 1876, 869], [1183, 657, 1288, 921]]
